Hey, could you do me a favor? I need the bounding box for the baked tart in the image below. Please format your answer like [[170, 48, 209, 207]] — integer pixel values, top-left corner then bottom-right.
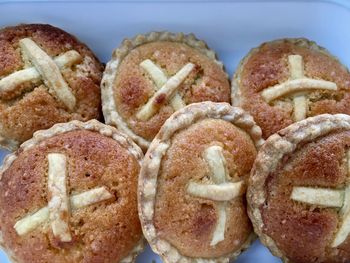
[[101, 32, 230, 150], [139, 102, 264, 262], [0, 24, 103, 151], [0, 120, 143, 263], [232, 38, 350, 139], [248, 114, 350, 262]]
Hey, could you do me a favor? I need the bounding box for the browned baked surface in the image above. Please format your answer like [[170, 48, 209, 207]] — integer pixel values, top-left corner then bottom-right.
[[0, 128, 142, 263], [114, 41, 230, 141], [248, 114, 350, 263], [0, 24, 103, 148], [233, 38, 350, 139], [154, 118, 256, 258]]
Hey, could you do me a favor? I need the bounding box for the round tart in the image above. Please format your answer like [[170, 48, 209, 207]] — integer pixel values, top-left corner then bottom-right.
[[101, 31, 231, 150], [139, 102, 264, 262], [0, 120, 143, 263], [232, 38, 350, 139], [0, 24, 103, 151], [248, 114, 350, 263]]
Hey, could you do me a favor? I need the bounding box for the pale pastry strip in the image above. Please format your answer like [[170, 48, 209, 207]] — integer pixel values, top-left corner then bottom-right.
[[293, 94, 307, 121], [14, 207, 49, 236], [333, 185, 350, 247], [210, 202, 226, 246], [187, 181, 243, 201], [291, 186, 343, 208], [0, 50, 81, 94], [332, 150, 350, 247], [70, 186, 113, 210], [14, 187, 112, 236], [186, 145, 244, 246], [289, 55, 304, 79], [136, 62, 194, 121], [19, 38, 76, 110], [140, 59, 167, 88], [261, 78, 337, 103], [140, 59, 186, 111], [203, 146, 228, 184], [47, 153, 72, 242], [203, 146, 228, 245], [289, 55, 307, 121]]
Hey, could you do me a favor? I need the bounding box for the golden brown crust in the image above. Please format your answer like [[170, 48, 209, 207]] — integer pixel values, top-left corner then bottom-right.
[[248, 114, 350, 263], [101, 31, 230, 150], [0, 119, 144, 263], [0, 24, 104, 150], [232, 38, 350, 139], [139, 102, 264, 262]]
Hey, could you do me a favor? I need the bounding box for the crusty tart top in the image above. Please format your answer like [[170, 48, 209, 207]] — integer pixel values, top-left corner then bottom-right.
[[248, 114, 350, 263], [101, 31, 230, 150], [0, 24, 103, 151], [139, 102, 264, 262], [0, 119, 144, 263], [232, 38, 350, 140]]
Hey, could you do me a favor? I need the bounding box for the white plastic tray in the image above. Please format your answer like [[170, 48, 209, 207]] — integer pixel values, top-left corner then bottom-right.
[[1, 0, 350, 262]]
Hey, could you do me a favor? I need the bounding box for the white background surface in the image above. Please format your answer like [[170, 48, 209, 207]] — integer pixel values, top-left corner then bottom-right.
[[0, 0, 350, 262]]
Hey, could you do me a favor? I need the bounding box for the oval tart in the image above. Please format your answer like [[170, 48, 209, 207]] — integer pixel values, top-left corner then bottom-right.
[[139, 101, 264, 262], [232, 38, 350, 139], [248, 114, 350, 263], [0, 120, 143, 263], [101, 32, 231, 150]]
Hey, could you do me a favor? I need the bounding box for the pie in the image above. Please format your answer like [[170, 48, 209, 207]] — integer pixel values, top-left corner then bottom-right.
[[0, 120, 144, 263], [232, 38, 350, 139], [0, 24, 103, 151], [248, 114, 350, 262], [101, 31, 231, 150], [138, 101, 264, 262]]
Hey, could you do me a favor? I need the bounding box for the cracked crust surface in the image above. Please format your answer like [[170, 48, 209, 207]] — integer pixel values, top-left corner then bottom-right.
[[0, 120, 144, 263], [232, 38, 350, 139], [138, 102, 264, 262], [0, 24, 104, 151], [101, 31, 230, 150], [247, 114, 350, 263]]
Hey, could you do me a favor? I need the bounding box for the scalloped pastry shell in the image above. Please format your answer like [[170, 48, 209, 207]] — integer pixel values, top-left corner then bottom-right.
[[101, 31, 227, 150], [0, 119, 144, 263], [247, 114, 350, 263], [138, 101, 264, 263]]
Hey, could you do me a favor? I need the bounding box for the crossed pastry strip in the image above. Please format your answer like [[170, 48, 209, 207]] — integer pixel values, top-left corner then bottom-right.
[[187, 145, 244, 246], [14, 153, 113, 241], [261, 55, 337, 121], [0, 38, 80, 110], [291, 149, 350, 247], [136, 60, 194, 121]]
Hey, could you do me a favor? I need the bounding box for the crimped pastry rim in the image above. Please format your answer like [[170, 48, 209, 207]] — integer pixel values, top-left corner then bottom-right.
[[247, 114, 350, 263], [138, 101, 264, 263], [231, 37, 347, 107], [101, 31, 226, 150], [0, 119, 144, 263]]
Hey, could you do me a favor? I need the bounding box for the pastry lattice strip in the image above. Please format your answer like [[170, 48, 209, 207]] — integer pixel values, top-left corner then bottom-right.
[[187, 145, 244, 246], [290, 150, 350, 247], [17, 38, 78, 110], [261, 55, 337, 121], [136, 62, 194, 121], [47, 153, 72, 242], [14, 186, 113, 236], [0, 50, 81, 94]]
